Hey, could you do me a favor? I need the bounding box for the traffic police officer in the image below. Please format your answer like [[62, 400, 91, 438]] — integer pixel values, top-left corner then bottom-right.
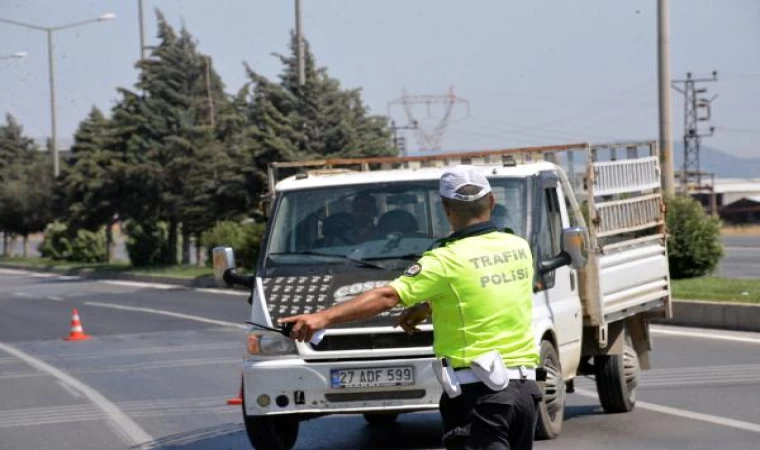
[[280, 165, 542, 450]]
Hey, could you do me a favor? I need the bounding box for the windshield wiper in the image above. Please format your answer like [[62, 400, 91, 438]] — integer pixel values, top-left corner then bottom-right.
[[364, 253, 421, 261], [268, 251, 387, 270]]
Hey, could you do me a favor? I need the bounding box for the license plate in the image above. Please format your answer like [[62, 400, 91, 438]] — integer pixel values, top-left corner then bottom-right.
[[330, 366, 415, 389]]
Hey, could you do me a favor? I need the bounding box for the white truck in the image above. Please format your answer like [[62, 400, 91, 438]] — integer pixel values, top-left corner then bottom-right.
[[213, 141, 672, 450]]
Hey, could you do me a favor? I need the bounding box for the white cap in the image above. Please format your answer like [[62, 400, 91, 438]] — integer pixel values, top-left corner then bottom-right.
[[439, 165, 492, 202]]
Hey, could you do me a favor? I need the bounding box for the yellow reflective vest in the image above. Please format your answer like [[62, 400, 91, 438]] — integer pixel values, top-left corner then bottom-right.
[[390, 227, 539, 368]]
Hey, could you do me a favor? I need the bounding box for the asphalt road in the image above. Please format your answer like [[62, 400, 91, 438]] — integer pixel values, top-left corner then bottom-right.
[[1, 269, 759, 450], [719, 235, 760, 278]]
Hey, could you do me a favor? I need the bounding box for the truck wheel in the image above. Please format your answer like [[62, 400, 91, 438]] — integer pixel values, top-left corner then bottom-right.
[[363, 413, 399, 425], [594, 331, 640, 414], [242, 391, 299, 450], [535, 340, 564, 440]]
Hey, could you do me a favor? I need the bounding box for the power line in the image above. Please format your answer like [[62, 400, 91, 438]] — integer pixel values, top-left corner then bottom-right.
[[716, 126, 760, 134]]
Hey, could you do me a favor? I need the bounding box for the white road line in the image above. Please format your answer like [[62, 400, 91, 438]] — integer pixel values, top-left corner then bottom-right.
[[196, 287, 249, 297], [57, 275, 81, 281], [11, 292, 32, 298], [99, 280, 179, 290], [47, 296, 64, 302], [0, 342, 154, 447], [574, 388, 760, 434], [56, 380, 83, 398], [651, 326, 760, 344], [0, 268, 29, 275], [85, 301, 247, 330]]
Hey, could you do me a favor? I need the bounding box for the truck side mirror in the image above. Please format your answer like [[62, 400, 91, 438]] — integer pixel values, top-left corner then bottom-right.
[[213, 247, 254, 289], [562, 227, 588, 270], [538, 227, 588, 275], [213, 247, 236, 287]]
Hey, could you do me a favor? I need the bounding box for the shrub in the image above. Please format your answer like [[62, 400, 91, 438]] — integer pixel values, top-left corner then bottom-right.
[[202, 221, 265, 270], [69, 229, 107, 263], [124, 221, 169, 266], [666, 195, 723, 279], [38, 221, 72, 260], [238, 222, 266, 269]]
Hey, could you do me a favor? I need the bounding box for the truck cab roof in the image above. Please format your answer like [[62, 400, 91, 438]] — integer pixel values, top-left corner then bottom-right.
[[275, 161, 557, 192]]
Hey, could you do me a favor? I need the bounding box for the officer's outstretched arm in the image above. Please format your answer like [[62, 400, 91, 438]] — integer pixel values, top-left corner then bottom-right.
[[395, 302, 431, 334], [279, 286, 400, 343]]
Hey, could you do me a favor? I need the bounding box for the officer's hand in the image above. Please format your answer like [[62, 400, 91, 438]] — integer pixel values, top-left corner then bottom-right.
[[278, 313, 328, 343], [394, 302, 431, 334]]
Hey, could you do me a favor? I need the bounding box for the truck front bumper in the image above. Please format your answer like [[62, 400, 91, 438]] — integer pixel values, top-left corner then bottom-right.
[[243, 356, 441, 416]]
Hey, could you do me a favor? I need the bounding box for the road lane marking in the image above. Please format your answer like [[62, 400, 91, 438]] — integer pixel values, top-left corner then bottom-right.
[[85, 301, 247, 330], [0, 396, 236, 427], [0, 269, 30, 275], [574, 388, 760, 433], [196, 287, 249, 297], [650, 326, 760, 344], [47, 295, 64, 301], [57, 275, 81, 281], [11, 292, 32, 298], [0, 342, 154, 447], [56, 380, 83, 398], [99, 280, 179, 290]]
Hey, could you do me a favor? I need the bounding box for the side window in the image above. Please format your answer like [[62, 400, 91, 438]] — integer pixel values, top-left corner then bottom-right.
[[535, 187, 563, 290]]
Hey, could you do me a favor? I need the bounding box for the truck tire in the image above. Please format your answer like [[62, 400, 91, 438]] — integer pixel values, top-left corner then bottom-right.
[[242, 390, 299, 450], [363, 413, 399, 425], [535, 340, 564, 440], [594, 331, 640, 414]]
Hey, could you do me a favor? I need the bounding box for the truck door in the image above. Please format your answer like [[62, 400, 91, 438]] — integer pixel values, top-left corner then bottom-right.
[[532, 171, 582, 379]]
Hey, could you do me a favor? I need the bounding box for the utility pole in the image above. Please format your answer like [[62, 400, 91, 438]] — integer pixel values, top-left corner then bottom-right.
[[389, 120, 419, 157], [672, 71, 718, 193], [0, 14, 115, 177], [138, 0, 147, 60], [658, 0, 675, 196], [205, 56, 216, 128], [295, 0, 305, 86], [46, 29, 58, 176], [388, 87, 470, 152]]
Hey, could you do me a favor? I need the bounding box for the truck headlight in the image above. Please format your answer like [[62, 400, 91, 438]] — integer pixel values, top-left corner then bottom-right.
[[247, 331, 297, 356]]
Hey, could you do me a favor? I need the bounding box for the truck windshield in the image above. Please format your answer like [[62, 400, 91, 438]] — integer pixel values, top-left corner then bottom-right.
[[265, 178, 527, 268]]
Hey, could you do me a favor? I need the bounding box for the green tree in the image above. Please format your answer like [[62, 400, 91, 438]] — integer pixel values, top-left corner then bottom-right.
[[0, 114, 53, 256], [0, 157, 55, 256], [666, 195, 724, 279], [240, 32, 396, 202], [116, 10, 235, 265], [0, 113, 37, 173], [58, 106, 120, 262]]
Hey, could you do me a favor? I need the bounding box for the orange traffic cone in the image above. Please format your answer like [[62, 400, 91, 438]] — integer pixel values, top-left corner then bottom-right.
[[63, 308, 92, 341], [227, 377, 243, 405]]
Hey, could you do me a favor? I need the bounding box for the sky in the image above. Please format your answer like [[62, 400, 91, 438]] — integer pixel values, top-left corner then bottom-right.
[[0, 0, 759, 158]]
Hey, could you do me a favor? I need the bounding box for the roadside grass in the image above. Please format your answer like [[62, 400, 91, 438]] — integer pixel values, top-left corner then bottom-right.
[[0, 256, 213, 279], [672, 277, 760, 304], [721, 225, 760, 236]]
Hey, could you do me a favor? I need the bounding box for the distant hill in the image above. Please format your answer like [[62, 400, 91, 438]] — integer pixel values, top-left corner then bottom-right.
[[672, 143, 760, 178]]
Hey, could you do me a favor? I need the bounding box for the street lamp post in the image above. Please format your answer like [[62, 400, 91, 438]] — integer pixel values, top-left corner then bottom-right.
[[0, 13, 115, 177], [0, 51, 27, 60]]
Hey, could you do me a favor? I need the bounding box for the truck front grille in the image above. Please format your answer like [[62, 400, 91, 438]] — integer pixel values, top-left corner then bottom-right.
[[311, 331, 434, 351]]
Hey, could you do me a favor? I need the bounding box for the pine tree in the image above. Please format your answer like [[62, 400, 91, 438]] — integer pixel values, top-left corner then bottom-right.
[[241, 33, 396, 200], [116, 10, 234, 265], [0, 113, 37, 176], [57, 106, 120, 262], [0, 115, 54, 256]]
